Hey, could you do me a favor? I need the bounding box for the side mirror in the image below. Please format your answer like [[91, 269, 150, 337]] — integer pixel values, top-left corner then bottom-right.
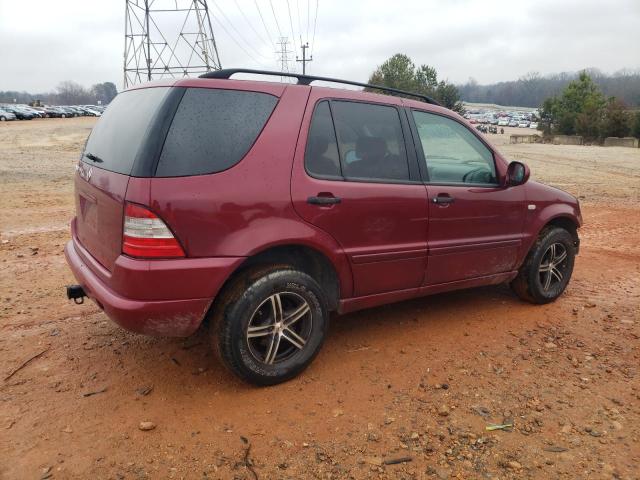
[[506, 161, 530, 187]]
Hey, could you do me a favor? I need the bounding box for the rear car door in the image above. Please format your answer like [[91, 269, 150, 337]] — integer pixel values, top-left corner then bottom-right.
[[75, 86, 171, 271], [291, 96, 429, 297], [408, 109, 526, 285]]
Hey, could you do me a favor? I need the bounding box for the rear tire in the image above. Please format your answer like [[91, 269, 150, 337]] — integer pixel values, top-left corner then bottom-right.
[[210, 266, 329, 386], [511, 227, 575, 304]]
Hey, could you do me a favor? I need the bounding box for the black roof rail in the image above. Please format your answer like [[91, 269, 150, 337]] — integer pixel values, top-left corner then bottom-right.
[[198, 68, 442, 106]]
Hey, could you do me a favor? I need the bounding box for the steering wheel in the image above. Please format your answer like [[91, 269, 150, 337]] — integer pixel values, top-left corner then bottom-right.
[[462, 167, 490, 183]]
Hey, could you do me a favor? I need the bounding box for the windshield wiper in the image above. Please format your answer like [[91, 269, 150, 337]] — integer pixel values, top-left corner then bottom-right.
[[84, 152, 104, 163]]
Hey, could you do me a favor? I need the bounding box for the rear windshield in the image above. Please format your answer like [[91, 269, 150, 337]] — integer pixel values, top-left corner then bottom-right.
[[155, 88, 278, 177], [82, 87, 169, 175]]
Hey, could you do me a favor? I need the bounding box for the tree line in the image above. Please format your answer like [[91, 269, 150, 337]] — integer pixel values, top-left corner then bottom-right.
[[364, 54, 465, 114], [458, 69, 640, 108], [0, 81, 117, 106], [538, 71, 640, 141]]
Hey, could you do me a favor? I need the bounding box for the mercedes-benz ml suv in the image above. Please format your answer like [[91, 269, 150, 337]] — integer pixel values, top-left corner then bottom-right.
[[65, 69, 582, 385]]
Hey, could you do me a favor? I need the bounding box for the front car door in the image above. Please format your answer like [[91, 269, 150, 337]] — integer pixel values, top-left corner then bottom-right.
[[291, 94, 429, 297], [408, 108, 526, 285]]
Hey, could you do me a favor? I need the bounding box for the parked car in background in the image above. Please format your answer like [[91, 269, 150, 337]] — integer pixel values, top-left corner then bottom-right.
[[497, 118, 510, 126], [518, 121, 530, 128], [43, 107, 66, 118], [529, 122, 539, 129], [1, 106, 35, 120], [0, 108, 17, 121], [64, 106, 84, 116], [65, 70, 582, 385], [84, 107, 102, 117], [17, 106, 44, 118], [508, 119, 519, 127], [59, 106, 80, 117]]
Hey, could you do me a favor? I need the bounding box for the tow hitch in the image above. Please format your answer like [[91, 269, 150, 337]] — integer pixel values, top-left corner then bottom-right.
[[66, 284, 86, 304]]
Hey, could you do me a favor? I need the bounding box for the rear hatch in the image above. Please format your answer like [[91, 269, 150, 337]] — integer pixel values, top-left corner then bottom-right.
[[74, 86, 171, 271]]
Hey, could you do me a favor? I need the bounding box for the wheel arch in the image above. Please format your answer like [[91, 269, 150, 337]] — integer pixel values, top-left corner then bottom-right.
[[215, 243, 347, 313], [545, 215, 580, 248]]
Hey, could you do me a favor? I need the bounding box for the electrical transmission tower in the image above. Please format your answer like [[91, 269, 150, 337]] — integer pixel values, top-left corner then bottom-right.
[[276, 37, 293, 77], [124, 0, 222, 88]]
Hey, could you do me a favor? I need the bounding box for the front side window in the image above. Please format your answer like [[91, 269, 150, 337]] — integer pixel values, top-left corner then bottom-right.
[[331, 101, 410, 182], [412, 111, 497, 185]]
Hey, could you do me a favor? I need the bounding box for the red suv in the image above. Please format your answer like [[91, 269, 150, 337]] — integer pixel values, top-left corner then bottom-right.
[[65, 69, 582, 385]]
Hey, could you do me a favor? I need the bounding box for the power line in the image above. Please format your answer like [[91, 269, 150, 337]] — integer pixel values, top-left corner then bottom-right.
[[209, 5, 268, 66], [310, 0, 319, 57], [254, 0, 274, 46], [296, 0, 303, 44], [285, 0, 298, 65], [233, 0, 272, 50], [306, 0, 310, 43], [268, 0, 283, 39], [210, 0, 271, 61]]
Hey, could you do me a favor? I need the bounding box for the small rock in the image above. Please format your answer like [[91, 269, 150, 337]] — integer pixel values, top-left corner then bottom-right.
[[332, 408, 344, 417], [544, 342, 557, 350], [437, 405, 450, 417], [365, 456, 383, 466], [136, 386, 153, 396], [611, 421, 623, 431], [435, 467, 450, 479], [507, 460, 522, 470], [62, 426, 73, 433], [139, 421, 156, 431]]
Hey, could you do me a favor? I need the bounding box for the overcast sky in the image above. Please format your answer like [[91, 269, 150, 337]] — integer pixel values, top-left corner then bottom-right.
[[0, 0, 638, 92]]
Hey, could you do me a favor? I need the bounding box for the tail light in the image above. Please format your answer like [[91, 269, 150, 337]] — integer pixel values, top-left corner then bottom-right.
[[122, 202, 185, 258]]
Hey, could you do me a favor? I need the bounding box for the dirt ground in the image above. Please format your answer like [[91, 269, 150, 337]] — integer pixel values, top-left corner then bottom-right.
[[1, 118, 639, 480]]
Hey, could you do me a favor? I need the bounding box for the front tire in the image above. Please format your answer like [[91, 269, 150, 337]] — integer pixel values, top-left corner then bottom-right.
[[511, 227, 576, 304], [210, 266, 329, 386]]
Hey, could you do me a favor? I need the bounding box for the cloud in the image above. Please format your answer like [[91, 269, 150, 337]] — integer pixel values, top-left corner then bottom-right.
[[0, 0, 638, 91]]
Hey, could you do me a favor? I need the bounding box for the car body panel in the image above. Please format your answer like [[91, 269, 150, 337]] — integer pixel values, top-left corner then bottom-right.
[[65, 78, 582, 337], [290, 90, 429, 297]]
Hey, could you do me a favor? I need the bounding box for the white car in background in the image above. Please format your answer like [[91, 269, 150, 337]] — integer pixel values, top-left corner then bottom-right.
[[0, 108, 17, 121], [529, 122, 538, 129], [518, 121, 530, 128], [497, 118, 510, 126]]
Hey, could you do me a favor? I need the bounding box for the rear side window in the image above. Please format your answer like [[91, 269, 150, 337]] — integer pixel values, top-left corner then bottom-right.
[[331, 101, 409, 182], [155, 88, 278, 177], [305, 101, 341, 178], [83, 87, 169, 175]]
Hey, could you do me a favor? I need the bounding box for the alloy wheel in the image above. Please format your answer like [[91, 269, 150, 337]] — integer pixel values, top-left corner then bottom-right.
[[246, 292, 312, 365], [538, 242, 568, 291]]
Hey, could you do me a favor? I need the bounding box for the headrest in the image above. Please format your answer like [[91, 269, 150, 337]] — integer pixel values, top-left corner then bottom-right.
[[356, 136, 385, 157]]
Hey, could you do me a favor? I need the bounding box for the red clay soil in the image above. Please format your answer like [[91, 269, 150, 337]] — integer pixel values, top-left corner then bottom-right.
[[1, 119, 638, 479]]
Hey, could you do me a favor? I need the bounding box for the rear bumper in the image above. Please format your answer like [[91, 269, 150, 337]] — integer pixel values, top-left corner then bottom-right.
[[64, 236, 244, 337]]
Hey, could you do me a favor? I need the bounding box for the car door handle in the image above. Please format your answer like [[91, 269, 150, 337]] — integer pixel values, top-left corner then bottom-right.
[[432, 195, 455, 205], [307, 195, 341, 205]]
